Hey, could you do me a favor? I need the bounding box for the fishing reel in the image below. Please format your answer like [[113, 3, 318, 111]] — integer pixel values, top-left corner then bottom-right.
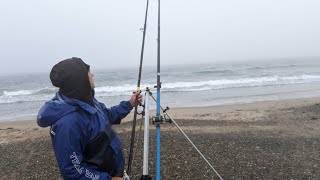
[[151, 115, 163, 125], [151, 106, 172, 124]]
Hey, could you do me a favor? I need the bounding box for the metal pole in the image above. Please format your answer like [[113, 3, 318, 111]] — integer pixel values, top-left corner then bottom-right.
[[142, 92, 150, 175], [156, 124, 160, 179]]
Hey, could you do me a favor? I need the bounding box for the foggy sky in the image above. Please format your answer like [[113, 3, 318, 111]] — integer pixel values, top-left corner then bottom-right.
[[0, 0, 319, 74]]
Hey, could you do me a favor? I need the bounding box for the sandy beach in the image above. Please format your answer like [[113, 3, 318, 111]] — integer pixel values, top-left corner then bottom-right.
[[1, 98, 320, 179]]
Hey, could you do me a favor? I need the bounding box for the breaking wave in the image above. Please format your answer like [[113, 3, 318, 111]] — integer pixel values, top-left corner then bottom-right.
[[1, 74, 320, 104]]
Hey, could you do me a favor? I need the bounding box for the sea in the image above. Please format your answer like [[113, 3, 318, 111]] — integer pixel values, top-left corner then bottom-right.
[[1, 58, 320, 122]]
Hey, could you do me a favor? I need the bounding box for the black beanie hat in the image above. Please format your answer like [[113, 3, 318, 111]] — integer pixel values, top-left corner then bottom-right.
[[50, 57, 93, 105]]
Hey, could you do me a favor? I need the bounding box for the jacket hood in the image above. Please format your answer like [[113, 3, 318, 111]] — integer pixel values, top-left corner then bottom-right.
[[50, 57, 94, 106], [37, 93, 97, 127]]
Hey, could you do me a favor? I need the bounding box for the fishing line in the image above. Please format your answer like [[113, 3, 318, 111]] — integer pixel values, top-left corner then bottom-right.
[[148, 92, 224, 180]]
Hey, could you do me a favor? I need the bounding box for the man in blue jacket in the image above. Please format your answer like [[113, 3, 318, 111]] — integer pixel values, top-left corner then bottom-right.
[[37, 57, 142, 180]]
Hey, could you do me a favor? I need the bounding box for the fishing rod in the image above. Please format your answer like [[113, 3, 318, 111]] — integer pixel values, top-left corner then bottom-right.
[[155, 0, 161, 179], [127, 0, 150, 178]]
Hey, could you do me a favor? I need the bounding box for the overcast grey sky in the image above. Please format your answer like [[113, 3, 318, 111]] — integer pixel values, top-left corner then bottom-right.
[[0, 0, 319, 74]]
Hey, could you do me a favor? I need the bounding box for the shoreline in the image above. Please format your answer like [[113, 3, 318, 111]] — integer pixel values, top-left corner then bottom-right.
[[2, 95, 320, 123], [2, 90, 320, 123], [1, 96, 320, 143]]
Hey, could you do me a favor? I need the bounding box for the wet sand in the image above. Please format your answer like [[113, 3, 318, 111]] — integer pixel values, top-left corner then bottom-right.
[[0, 98, 320, 179]]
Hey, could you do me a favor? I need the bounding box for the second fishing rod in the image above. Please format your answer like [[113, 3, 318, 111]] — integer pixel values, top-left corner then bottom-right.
[[127, 0, 149, 178]]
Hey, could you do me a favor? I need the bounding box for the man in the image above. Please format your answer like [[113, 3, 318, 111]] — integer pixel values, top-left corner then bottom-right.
[[37, 57, 142, 180]]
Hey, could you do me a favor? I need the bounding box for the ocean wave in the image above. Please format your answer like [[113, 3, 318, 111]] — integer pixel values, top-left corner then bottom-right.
[[246, 64, 298, 71], [0, 94, 53, 104], [94, 83, 157, 97], [3, 90, 33, 96], [0, 87, 56, 104], [246, 66, 264, 70], [95, 74, 320, 93], [1, 74, 320, 104], [3, 87, 57, 97], [195, 69, 234, 75], [161, 74, 320, 90], [37, 87, 58, 94]]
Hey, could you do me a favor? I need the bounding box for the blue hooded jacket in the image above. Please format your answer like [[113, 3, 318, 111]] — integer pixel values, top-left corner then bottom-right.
[[37, 92, 133, 180]]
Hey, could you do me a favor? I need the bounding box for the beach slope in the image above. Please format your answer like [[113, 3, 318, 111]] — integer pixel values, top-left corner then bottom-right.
[[0, 98, 319, 179]]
